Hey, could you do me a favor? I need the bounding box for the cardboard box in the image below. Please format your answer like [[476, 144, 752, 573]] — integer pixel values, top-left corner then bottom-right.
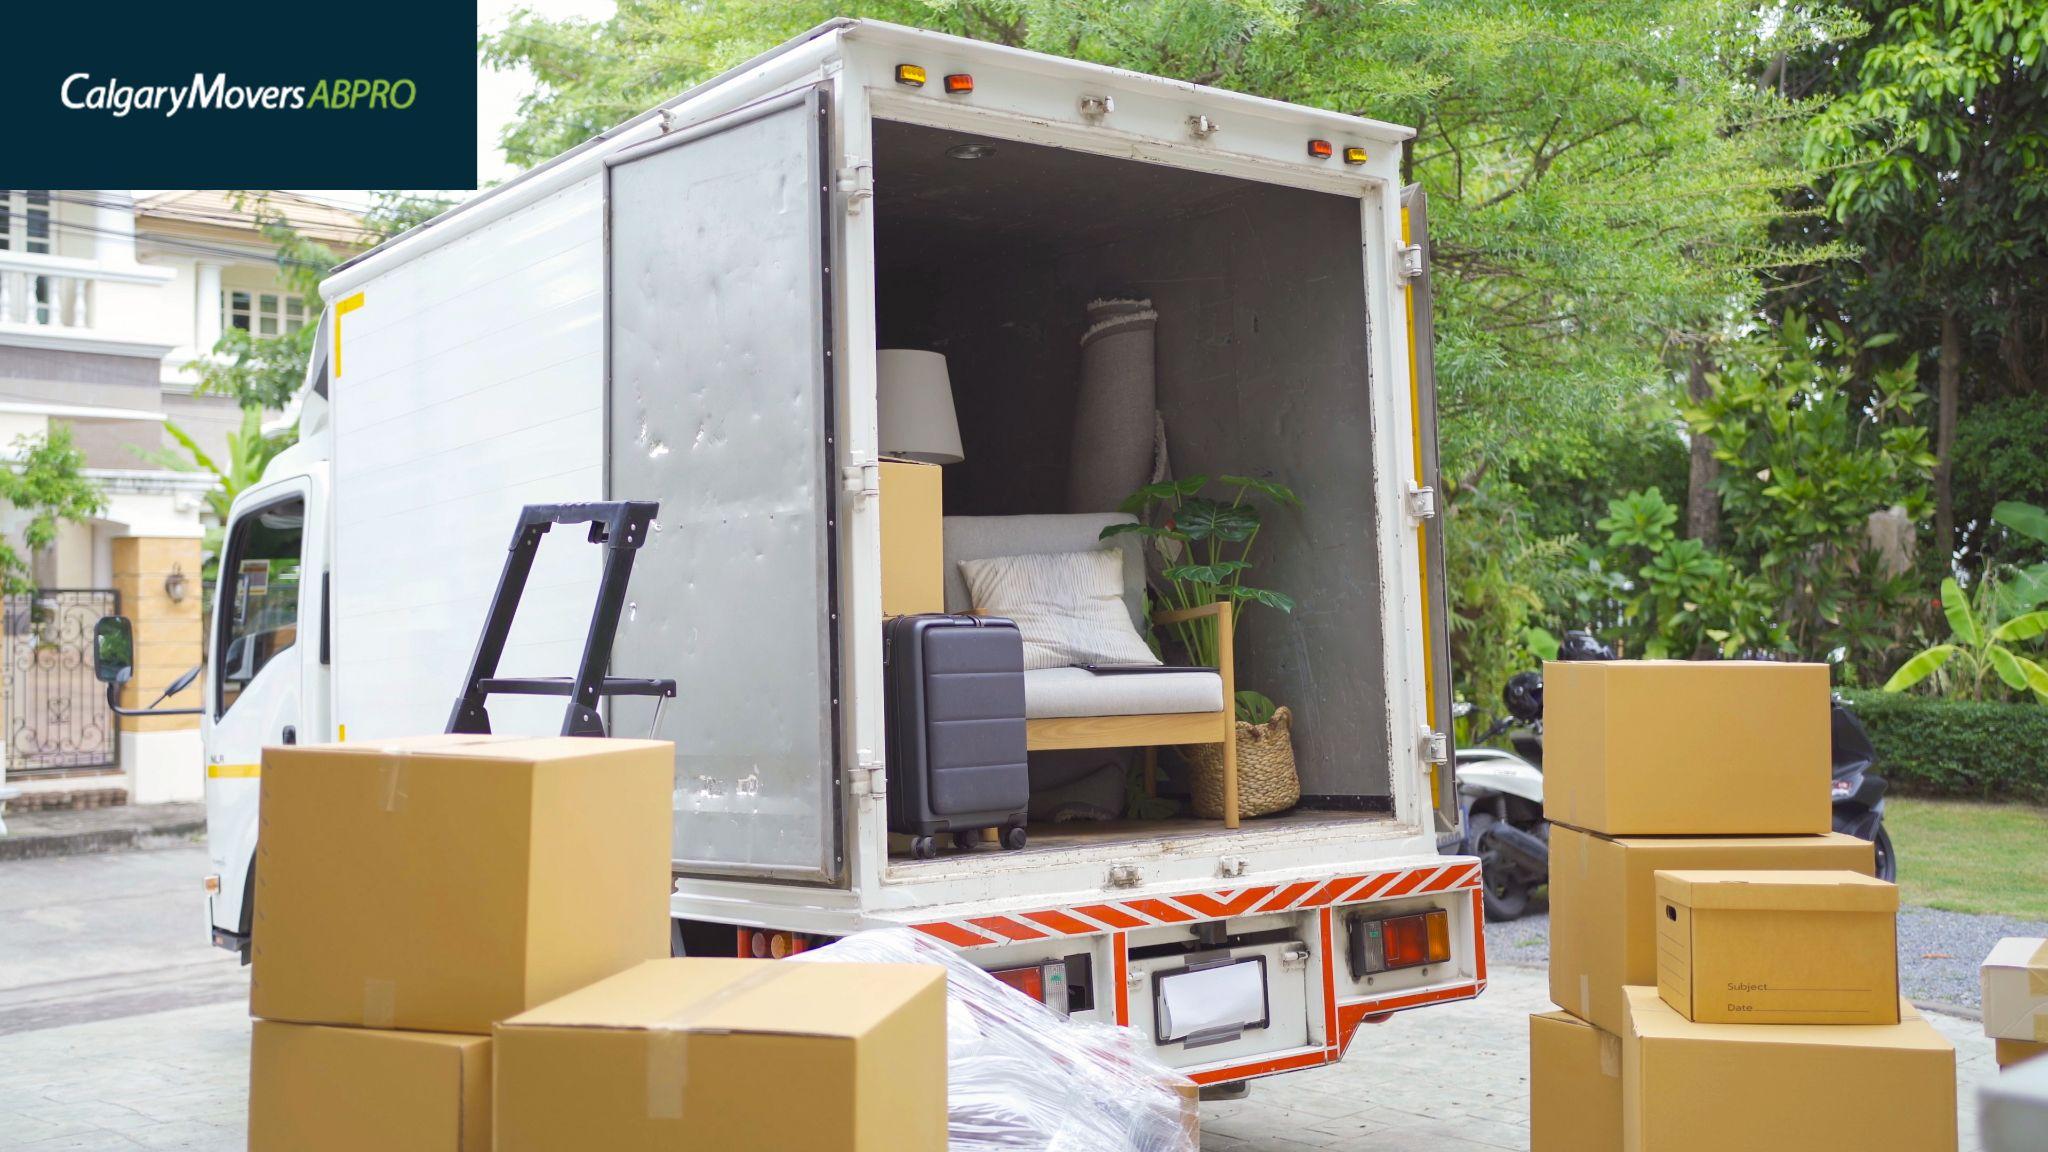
[[1981, 1054, 2048, 1152], [249, 1020, 489, 1152], [1549, 824, 1874, 1034], [1543, 660, 1831, 835], [494, 958, 946, 1152], [1622, 986, 1955, 1152], [881, 458, 943, 617], [1996, 1038, 2048, 1068], [1982, 936, 2048, 1042], [1654, 869, 1899, 1025], [1530, 1011, 1621, 1152], [253, 735, 673, 1034]]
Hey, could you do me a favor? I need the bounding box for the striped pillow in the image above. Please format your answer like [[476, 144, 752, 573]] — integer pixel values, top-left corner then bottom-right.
[[958, 549, 1161, 671]]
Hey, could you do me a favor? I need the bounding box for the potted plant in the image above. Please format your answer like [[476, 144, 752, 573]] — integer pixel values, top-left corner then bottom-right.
[[1103, 474, 1303, 820]]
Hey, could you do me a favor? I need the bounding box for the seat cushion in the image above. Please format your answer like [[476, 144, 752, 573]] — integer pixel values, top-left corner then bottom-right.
[[1024, 667, 1225, 719]]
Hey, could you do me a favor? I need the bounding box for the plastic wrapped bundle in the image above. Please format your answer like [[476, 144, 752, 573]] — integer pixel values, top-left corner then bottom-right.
[[795, 928, 1197, 1152]]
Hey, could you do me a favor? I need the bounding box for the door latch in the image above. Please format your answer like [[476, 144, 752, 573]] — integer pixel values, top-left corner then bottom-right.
[[1399, 243, 1426, 280], [1420, 726, 1449, 765], [1406, 483, 1437, 523], [1107, 862, 1143, 889]]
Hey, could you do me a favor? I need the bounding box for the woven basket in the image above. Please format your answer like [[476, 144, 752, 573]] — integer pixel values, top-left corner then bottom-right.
[[1184, 706, 1300, 820]]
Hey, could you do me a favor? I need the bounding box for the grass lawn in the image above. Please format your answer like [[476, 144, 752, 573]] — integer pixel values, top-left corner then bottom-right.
[[1886, 797, 2048, 920]]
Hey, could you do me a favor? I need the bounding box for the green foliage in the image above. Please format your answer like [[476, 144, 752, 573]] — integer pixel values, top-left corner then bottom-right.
[[1444, 479, 1591, 723], [1954, 399, 2048, 568], [1582, 486, 1786, 659], [1235, 690, 1278, 726], [1992, 501, 2048, 610], [137, 412, 297, 588], [1102, 473, 1299, 669], [0, 426, 106, 595], [190, 196, 342, 413], [1841, 690, 2048, 801], [1883, 574, 2048, 701], [1682, 315, 1935, 674]]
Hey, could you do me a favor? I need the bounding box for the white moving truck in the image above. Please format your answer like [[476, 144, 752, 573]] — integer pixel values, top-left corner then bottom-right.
[[164, 20, 1480, 1086]]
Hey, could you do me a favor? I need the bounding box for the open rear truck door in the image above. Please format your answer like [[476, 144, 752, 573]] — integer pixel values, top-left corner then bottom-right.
[[604, 86, 847, 886]]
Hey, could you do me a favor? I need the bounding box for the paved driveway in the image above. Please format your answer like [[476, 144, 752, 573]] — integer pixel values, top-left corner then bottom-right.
[[0, 845, 2008, 1151]]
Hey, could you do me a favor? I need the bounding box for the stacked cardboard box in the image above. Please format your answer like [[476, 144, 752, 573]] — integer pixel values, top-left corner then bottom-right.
[[1530, 661, 1956, 1152], [246, 735, 676, 1152], [1981, 937, 2048, 1069]]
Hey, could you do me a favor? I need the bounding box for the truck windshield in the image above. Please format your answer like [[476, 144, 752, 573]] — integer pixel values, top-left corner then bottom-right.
[[216, 497, 304, 717]]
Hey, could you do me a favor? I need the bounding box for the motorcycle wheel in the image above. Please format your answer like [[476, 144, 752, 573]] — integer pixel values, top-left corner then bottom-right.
[[1469, 813, 1533, 922], [1872, 822, 1897, 883]]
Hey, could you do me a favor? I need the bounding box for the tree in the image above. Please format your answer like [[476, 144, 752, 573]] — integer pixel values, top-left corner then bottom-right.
[[0, 426, 106, 595], [1800, 0, 2048, 561]]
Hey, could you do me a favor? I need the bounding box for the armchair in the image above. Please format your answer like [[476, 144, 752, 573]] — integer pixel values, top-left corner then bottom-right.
[[942, 514, 1242, 828]]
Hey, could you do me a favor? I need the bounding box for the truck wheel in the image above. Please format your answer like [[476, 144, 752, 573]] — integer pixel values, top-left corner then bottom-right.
[[912, 836, 937, 860]]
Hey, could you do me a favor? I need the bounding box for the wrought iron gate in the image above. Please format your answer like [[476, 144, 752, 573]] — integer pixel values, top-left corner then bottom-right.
[[3, 589, 119, 775]]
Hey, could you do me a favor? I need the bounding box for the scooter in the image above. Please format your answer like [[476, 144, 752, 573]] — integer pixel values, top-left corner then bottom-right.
[[1450, 670, 1551, 921], [1830, 698, 1898, 882]]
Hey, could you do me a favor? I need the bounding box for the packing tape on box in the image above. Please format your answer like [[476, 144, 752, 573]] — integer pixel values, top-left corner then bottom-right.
[[363, 978, 397, 1028], [2032, 940, 2048, 996], [644, 962, 800, 1120], [377, 761, 406, 813]]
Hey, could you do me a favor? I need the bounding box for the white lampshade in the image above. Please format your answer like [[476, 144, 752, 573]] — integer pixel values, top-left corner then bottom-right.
[[877, 349, 964, 465]]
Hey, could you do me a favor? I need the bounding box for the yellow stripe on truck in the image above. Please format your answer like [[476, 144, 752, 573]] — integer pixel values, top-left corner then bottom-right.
[[207, 763, 261, 779]]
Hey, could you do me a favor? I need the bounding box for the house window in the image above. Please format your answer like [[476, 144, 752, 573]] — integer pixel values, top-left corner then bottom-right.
[[224, 290, 307, 339], [0, 190, 53, 254]]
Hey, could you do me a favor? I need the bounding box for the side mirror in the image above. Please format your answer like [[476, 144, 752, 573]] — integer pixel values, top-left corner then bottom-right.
[[93, 616, 135, 686]]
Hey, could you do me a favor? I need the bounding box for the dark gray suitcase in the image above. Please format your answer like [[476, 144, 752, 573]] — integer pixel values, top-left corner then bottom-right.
[[884, 614, 1030, 858]]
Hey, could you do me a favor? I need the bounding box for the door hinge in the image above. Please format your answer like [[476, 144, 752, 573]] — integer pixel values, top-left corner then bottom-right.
[[838, 159, 874, 214], [849, 750, 885, 797], [1420, 726, 1449, 765], [1406, 483, 1437, 523], [1399, 243, 1426, 280], [842, 457, 880, 502]]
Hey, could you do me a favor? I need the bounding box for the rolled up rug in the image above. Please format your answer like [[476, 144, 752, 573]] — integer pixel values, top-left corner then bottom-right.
[[1068, 296, 1158, 513]]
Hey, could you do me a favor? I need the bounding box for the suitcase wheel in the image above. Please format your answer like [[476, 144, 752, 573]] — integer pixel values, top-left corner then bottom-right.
[[1003, 824, 1028, 851], [911, 836, 938, 860]]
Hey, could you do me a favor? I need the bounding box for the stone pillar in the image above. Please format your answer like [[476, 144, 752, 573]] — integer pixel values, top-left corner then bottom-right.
[[92, 190, 139, 266], [112, 536, 204, 803]]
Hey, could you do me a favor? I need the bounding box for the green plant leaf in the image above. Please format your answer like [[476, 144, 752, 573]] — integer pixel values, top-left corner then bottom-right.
[[1099, 522, 1189, 543], [1882, 644, 1956, 692], [1524, 626, 1560, 661], [1993, 611, 2048, 644], [2012, 655, 2048, 703], [1940, 578, 1981, 648], [1227, 586, 1296, 612], [1175, 498, 1259, 542], [1114, 476, 1208, 515], [1235, 689, 1277, 725], [1994, 501, 2048, 547], [1989, 645, 2029, 692], [1164, 560, 1251, 584], [1220, 475, 1302, 506]]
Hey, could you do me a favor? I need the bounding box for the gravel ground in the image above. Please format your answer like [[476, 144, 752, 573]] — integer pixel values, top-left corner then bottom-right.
[[1483, 904, 2048, 1012]]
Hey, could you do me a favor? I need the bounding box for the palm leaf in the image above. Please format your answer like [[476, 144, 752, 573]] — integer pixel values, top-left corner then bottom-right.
[[2012, 655, 2048, 703], [1881, 644, 1956, 692], [1940, 578, 1980, 647], [1992, 610, 2048, 643], [1988, 645, 2029, 692], [1993, 501, 2048, 546]]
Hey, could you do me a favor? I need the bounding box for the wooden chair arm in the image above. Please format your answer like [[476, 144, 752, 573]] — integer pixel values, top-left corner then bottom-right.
[[1152, 600, 1233, 629]]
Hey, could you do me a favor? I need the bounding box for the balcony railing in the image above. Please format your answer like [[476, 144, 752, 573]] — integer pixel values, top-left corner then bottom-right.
[[0, 263, 93, 329]]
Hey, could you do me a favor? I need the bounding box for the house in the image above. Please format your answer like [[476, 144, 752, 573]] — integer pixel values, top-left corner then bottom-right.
[[0, 188, 367, 809]]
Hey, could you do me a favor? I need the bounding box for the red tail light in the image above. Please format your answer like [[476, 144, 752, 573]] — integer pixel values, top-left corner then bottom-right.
[[1307, 139, 1334, 159]]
